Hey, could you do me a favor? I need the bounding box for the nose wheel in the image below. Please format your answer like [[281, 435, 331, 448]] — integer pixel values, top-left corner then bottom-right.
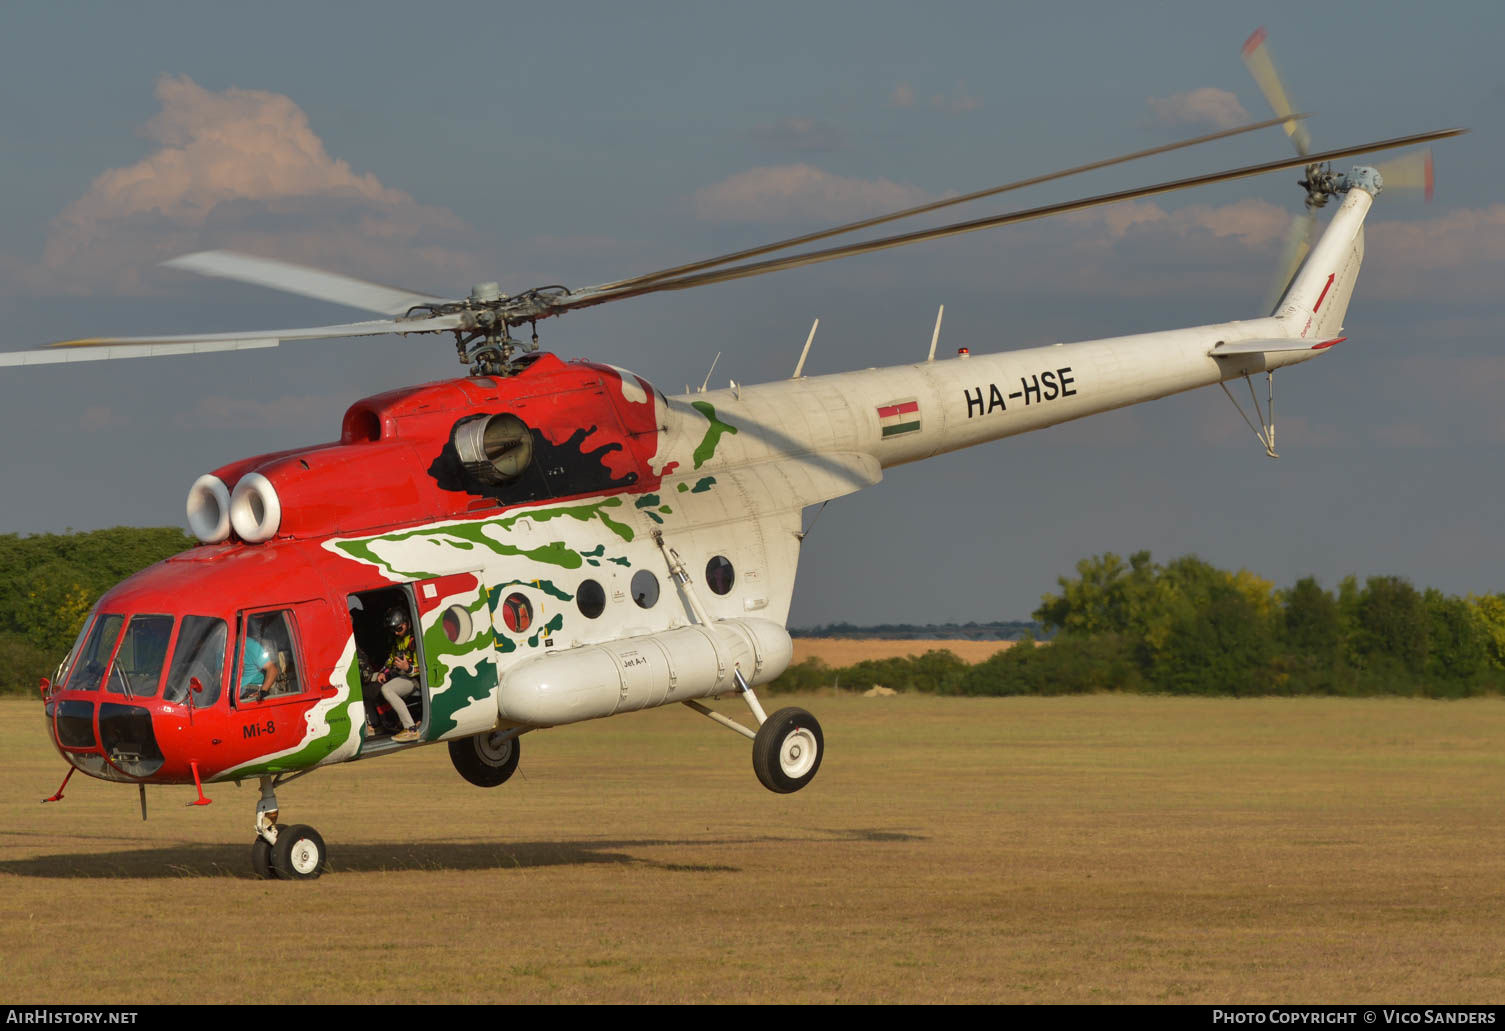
[[250, 776, 329, 880]]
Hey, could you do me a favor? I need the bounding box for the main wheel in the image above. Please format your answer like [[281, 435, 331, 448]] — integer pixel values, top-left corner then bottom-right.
[[271, 824, 327, 880], [752, 707, 823, 794], [251, 833, 276, 880], [448, 731, 521, 787]]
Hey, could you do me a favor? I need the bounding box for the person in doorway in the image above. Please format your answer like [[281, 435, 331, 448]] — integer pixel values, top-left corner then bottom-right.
[[373, 607, 421, 742]]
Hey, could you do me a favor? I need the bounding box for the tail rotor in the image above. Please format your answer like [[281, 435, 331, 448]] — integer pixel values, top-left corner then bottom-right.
[[1242, 27, 1322, 312], [1243, 28, 1440, 313], [1373, 147, 1435, 200]]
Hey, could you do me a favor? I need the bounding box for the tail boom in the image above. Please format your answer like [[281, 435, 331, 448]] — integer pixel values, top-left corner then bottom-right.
[[673, 175, 1377, 481]]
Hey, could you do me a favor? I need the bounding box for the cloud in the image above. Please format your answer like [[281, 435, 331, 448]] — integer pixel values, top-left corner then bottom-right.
[[1065, 197, 1290, 247], [693, 164, 934, 224], [1055, 200, 1505, 304], [931, 81, 982, 113], [843, 194, 1295, 306], [749, 117, 844, 154], [1146, 88, 1250, 129], [891, 83, 916, 109], [1366, 204, 1505, 299], [30, 75, 485, 297]]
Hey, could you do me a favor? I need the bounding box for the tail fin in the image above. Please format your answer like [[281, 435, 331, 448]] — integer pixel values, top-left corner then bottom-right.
[[1275, 186, 1373, 342]]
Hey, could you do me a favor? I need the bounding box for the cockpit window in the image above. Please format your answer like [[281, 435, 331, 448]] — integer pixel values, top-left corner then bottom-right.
[[54, 615, 96, 687], [105, 614, 174, 698], [63, 613, 124, 693], [236, 610, 302, 705], [163, 616, 226, 706]]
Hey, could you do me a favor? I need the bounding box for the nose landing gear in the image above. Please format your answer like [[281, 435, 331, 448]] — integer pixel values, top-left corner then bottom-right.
[[250, 775, 329, 880]]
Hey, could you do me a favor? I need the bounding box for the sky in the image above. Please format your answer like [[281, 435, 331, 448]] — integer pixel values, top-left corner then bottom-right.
[[1, 1, 1501, 626]]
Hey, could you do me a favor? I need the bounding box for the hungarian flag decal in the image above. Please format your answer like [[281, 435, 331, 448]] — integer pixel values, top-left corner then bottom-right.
[[878, 398, 921, 438]]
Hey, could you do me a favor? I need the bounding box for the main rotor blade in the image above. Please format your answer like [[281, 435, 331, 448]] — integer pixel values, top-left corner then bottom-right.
[[163, 251, 451, 315], [0, 312, 469, 367], [563, 128, 1466, 310], [590, 114, 1312, 294], [1241, 28, 1311, 157]]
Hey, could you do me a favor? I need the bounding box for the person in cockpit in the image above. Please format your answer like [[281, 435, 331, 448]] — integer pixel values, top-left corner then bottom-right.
[[238, 633, 283, 703], [373, 607, 421, 742]]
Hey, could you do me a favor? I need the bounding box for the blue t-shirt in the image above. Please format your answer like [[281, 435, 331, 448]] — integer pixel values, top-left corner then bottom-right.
[[239, 637, 271, 697]]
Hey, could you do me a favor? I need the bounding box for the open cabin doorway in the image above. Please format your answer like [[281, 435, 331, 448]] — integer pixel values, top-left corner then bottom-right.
[[348, 586, 426, 743]]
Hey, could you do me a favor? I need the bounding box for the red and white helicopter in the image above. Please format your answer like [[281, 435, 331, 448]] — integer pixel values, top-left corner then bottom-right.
[[9, 38, 1461, 879]]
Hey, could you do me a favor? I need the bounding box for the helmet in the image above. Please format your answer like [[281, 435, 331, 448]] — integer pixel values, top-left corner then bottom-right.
[[385, 607, 409, 631]]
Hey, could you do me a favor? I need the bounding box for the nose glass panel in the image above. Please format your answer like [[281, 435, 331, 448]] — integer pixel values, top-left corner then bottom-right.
[[52, 699, 97, 749], [98, 703, 165, 778]]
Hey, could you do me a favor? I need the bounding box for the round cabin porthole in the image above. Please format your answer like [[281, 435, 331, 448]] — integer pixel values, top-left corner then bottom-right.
[[500, 593, 533, 633], [441, 604, 472, 643], [577, 579, 606, 619], [705, 556, 735, 595], [631, 570, 660, 609]]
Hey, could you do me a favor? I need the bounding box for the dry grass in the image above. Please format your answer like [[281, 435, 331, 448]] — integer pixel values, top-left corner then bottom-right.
[[791, 637, 1020, 665], [6, 693, 1505, 1004]]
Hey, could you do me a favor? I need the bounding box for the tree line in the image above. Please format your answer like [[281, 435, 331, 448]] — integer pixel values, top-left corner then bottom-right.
[[771, 551, 1505, 698], [3, 531, 1501, 699], [0, 528, 195, 694]]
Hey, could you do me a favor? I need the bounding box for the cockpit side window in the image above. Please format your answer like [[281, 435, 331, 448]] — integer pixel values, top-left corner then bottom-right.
[[54, 614, 97, 687], [63, 613, 124, 693], [105, 614, 174, 698], [235, 610, 303, 705], [164, 616, 227, 706]]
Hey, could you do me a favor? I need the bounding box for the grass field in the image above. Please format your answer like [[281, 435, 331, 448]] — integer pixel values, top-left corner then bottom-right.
[[791, 637, 1020, 665], [5, 693, 1505, 1004]]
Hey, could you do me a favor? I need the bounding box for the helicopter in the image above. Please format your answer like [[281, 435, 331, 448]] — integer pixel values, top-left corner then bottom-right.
[[9, 36, 1463, 879]]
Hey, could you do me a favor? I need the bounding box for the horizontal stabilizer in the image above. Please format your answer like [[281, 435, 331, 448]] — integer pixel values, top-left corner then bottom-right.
[[1209, 336, 1345, 357]]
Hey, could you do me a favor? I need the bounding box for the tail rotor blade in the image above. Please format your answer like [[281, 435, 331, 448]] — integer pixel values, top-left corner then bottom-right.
[[1241, 27, 1312, 156], [1264, 209, 1317, 314], [1374, 148, 1435, 200]]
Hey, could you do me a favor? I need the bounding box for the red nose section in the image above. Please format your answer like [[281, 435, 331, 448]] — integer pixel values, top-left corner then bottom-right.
[[45, 693, 168, 782]]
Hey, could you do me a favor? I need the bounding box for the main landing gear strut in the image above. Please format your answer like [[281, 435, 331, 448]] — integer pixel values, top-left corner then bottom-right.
[[684, 668, 825, 793], [654, 529, 824, 794], [250, 773, 328, 880]]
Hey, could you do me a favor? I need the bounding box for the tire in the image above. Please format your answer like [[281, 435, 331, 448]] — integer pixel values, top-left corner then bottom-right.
[[448, 731, 521, 787], [271, 823, 327, 881], [752, 707, 823, 794], [251, 833, 276, 880]]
